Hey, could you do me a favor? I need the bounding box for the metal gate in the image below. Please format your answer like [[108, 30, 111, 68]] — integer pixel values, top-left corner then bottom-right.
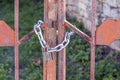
[[0, 0, 119, 80]]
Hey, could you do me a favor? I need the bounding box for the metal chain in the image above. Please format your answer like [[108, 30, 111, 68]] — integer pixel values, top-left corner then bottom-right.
[[34, 20, 47, 48], [34, 20, 74, 53], [48, 31, 74, 53]]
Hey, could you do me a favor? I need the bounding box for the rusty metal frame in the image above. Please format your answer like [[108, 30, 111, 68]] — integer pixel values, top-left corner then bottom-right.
[[0, 0, 119, 80], [90, 0, 96, 80], [14, 0, 19, 80], [0, 0, 97, 80]]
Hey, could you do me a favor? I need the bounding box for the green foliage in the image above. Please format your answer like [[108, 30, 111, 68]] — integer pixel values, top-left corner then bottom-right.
[[0, 47, 14, 80], [0, 64, 11, 80], [66, 18, 90, 80], [0, 1, 120, 80], [19, 0, 43, 80]]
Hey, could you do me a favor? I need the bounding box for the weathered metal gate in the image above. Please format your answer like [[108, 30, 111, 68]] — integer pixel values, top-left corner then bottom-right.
[[0, 0, 120, 80]]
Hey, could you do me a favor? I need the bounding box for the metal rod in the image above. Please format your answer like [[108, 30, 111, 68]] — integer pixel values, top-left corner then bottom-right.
[[58, 0, 66, 80], [18, 24, 45, 45], [43, 0, 57, 80], [14, 0, 19, 80], [90, 0, 96, 80], [64, 20, 91, 43], [19, 30, 35, 45]]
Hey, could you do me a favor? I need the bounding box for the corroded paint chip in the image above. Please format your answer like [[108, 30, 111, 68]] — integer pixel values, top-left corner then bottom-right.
[[0, 20, 15, 46], [96, 19, 120, 45]]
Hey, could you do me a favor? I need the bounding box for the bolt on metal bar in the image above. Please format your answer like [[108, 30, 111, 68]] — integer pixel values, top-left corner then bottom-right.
[[14, 0, 19, 80], [64, 20, 91, 43], [90, 0, 96, 80]]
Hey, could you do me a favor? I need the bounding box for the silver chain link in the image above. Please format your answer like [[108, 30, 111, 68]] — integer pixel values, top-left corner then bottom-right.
[[34, 20, 47, 48], [48, 31, 73, 52], [34, 20, 74, 53]]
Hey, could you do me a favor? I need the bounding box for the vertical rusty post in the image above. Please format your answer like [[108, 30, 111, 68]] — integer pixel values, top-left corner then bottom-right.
[[90, 0, 96, 80], [58, 0, 66, 80], [43, 0, 57, 80], [14, 0, 19, 80]]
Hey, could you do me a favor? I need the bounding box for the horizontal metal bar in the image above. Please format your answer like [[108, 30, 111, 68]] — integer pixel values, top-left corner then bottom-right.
[[64, 20, 91, 43], [19, 20, 91, 44], [18, 23, 46, 45]]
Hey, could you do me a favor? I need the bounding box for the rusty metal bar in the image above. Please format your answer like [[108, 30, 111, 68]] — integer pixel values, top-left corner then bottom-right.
[[64, 20, 91, 43], [43, 0, 57, 80], [14, 0, 19, 80], [58, 0, 66, 80], [90, 0, 96, 80], [19, 23, 46, 45], [19, 30, 35, 45]]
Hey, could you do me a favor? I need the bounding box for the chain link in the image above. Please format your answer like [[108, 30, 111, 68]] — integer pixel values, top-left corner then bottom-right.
[[34, 20, 47, 48], [48, 31, 74, 53], [34, 20, 74, 53]]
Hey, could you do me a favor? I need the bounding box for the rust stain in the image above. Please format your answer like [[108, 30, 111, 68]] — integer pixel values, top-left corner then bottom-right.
[[0, 20, 15, 46], [96, 19, 120, 45]]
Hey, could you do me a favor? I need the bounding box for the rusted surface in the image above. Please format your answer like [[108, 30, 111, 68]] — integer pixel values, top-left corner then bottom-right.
[[90, 0, 96, 80], [96, 19, 120, 45], [58, 0, 66, 80], [19, 30, 35, 45], [64, 20, 91, 43], [19, 23, 46, 45], [14, 0, 19, 80], [44, 28, 56, 80], [0, 20, 15, 46], [43, 0, 57, 80]]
